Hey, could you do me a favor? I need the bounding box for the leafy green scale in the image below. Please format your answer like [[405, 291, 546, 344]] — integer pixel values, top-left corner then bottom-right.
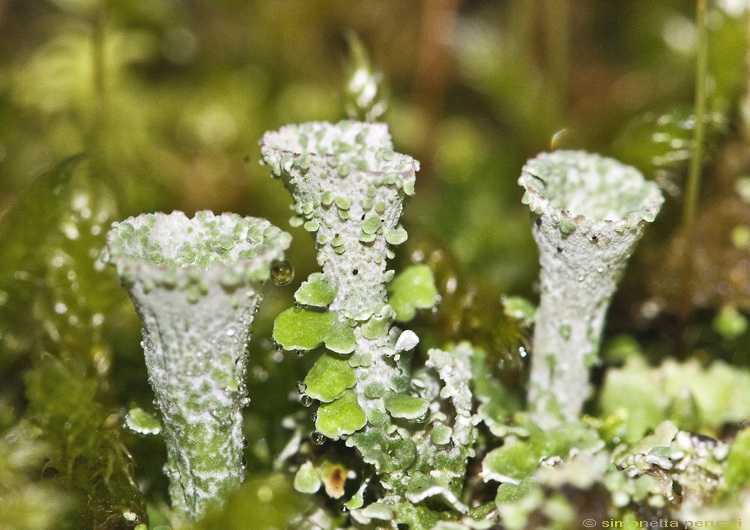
[[294, 272, 338, 307], [386, 264, 438, 322], [384, 392, 429, 420], [315, 390, 367, 438], [273, 307, 355, 353], [303, 352, 356, 402]]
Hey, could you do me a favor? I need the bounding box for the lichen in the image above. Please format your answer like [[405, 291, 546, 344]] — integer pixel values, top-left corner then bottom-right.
[[519, 150, 664, 426], [264, 122, 485, 525], [105, 210, 290, 520]]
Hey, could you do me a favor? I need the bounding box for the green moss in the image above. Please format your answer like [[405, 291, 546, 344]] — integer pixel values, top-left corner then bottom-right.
[[725, 427, 750, 492], [24, 356, 146, 527]]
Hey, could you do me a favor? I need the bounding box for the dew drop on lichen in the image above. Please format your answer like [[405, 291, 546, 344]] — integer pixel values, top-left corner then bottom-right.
[[301, 395, 313, 407], [270, 259, 294, 285], [311, 431, 325, 445], [296, 381, 307, 394]]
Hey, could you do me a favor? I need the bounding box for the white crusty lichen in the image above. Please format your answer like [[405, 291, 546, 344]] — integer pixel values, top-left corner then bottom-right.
[[104, 210, 290, 520], [261, 121, 419, 422], [519, 150, 664, 427], [263, 121, 455, 516], [261, 120, 416, 316]]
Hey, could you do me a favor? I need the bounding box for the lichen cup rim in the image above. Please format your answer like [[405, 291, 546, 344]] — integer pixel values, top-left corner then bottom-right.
[[104, 210, 291, 286], [259, 120, 419, 178], [519, 150, 665, 232]]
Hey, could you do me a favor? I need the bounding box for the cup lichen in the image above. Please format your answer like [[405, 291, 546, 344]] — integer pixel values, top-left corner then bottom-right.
[[260, 121, 420, 428], [519, 150, 664, 426], [104, 210, 291, 520], [263, 121, 479, 519]]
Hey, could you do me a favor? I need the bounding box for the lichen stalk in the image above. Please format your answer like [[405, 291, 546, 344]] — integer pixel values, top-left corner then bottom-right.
[[519, 151, 664, 427], [261, 120, 418, 418], [104, 211, 290, 520]]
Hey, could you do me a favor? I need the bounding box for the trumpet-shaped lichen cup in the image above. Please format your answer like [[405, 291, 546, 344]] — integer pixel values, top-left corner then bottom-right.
[[519, 150, 664, 427], [104, 210, 290, 520], [260, 120, 417, 316], [260, 120, 420, 430]]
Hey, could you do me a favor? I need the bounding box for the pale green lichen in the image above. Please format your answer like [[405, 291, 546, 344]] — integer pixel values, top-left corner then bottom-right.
[[600, 355, 750, 443], [315, 390, 367, 439], [293, 462, 322, 494], [294, 272, 338, 308], [104, 211, 290, 521], [263, 121, 473, 523], [519, 150, 664, 426], [303, 352, 356, 402], [124, 407, 161, 435], [262, 121, 422, 444], [260, 120, 417, 316], [273, 307, 355, 354], [387, 264, 439, 323]]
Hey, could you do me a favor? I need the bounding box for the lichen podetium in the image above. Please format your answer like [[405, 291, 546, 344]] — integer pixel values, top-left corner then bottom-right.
[[104, 211, 290, 520], [261, 121, 419, 426], [519, 151, 664, 427]]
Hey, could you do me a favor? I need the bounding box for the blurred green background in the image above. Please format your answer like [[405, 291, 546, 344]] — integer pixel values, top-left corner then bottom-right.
[[1, 0, 723, 295], [2, 0, 750, 527]]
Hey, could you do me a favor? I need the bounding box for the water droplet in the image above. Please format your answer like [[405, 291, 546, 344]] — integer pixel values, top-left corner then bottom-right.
[[270, 260, 294, 286], [296, 381, 307, 394], [227, 328, 236, 337], [311, 431, 325, 445], [301, 394, 313, 407], [577, 274, 585, 282], [310, 411, 318, 421]]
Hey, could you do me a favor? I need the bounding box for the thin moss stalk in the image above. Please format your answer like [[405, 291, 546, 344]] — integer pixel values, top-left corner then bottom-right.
[[519, 151, 664, 426], [104, 211, 290, 520], [678, 0, 709, 318]]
